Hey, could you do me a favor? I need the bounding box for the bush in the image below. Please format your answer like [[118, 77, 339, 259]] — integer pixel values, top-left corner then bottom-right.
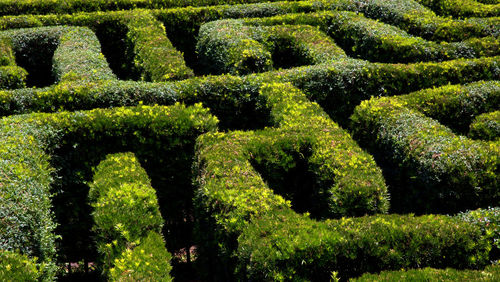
[[0, 251, 41, 282], [455, 207, 500, 261], [125, 11, 193, 81], [197, 19, 273, 75], [350, 81, 500, 214], [0, 103, 217, 279], [470, 111, 500, 141], [89, 152, 172, 280], [194, 83, 387, 279], [414, 0, 500, 18], [352, 265, 500, 281], [237, 210, 491, 280]]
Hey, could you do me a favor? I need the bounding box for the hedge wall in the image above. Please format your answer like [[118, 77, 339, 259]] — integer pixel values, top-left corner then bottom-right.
[[353, 265, 500, 281], [0, 250, 41, 281], [414, 0, 500, 18], [0, 103, 218, 279], [89, 152, 172, 281], [470, 110, 500, 141], [237, 210, 491, 281], [350, 81, 500, 214]]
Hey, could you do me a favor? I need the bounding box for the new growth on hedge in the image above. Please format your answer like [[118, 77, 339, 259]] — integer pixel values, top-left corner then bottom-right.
[[351, 81, 500, 213], [89, 152, 172, 281]]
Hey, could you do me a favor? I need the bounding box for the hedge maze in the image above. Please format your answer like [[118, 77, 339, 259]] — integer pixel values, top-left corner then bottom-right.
[[0, 0, 498, 281]]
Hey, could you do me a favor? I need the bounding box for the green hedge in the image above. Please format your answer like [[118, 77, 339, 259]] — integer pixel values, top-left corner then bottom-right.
[[0, 0, 291, 15], [243, 11, 500, 63], [0, 103, 217, 279], [350, 81, 500, 214], [237, 210, 491, 281], [53, 26, 115, 82], [197, 18, 345, 74], [331, 0, 500, 41], [197, 19, 272, 75], [125, 11, 193, 81], [0, 251, 41, 282], [0, 34, 25, 89], [470, 111, 500, 141], [455, 207, 500, 261], [194, 82, 388, 279], [352, 265, 500, 281], [89, 152, 172, 280], [414, 0, 500, 18], [0, 56, 497, 129]]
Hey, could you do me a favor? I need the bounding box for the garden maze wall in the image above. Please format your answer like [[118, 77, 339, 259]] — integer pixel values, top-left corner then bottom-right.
[[0, 0, 498, 281]]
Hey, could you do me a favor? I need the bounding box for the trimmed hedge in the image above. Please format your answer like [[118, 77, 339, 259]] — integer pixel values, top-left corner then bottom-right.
[[52, 26, 115, 82], [0, 35, 25, 89], [0, 0, 293, 15], [194, 82, 388, 279], [243, 11, 500, 63], [89, 152, 172, 280], [456, 207, 500, 261], [125, 11, 193, 81], [350, 81, 500, 214], [470, 111, 500, 141], [414, 0, 500, 18], [197, 19, 272, 75], [0, 56, 497, 129], [237, 209, 491, 281], [331, 0, 500, 41], [0, 250, 41, 281], [0, 103, 218, 280], [197, 18, 345, 74], [352, 265, 500, 281]]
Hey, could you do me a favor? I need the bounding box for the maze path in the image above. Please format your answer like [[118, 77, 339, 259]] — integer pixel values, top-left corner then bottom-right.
[[0, 0, 497, 280]]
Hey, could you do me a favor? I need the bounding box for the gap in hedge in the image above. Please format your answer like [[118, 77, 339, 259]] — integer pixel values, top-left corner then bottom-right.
[[250, 146, 332, 220], [13, 32, 57, 87], [94, 21, 137, 81]]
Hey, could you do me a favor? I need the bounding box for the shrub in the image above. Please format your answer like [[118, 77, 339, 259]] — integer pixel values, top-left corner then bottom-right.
[[89, 152, 172, 280], [0, 250, 41, 282], [237, 210, 491, 280], [470, 111, 500, 141], [455, 207, 500, 261], [350, 81, 500, 213], [0, 103, 217, 279], [194, 83, 387, 279], [125, 11, 193, 81], [414, 0, 500, 18], [352, 265, 500, 281]]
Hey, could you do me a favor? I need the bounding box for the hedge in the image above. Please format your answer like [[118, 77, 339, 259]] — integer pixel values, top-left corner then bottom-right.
[[0, 251, 41, 282], [330, 0, 500, 41], [124, 11, 193, 81], [0, 56, 497, 130], [243, 11, 500, 63], [455, 207, 500, 261], [197, 18, 345, 74], [0, 34, 25, 89], [89, 152, 172, 280], [350, 81, 500, 214], [196, 19, 273, 75], [52, 26, 115, 82], [414, 0, 500, 18], [194, 82, 388, 279], [237, 209, 491, 281], [0, 103, 218, 280], [352, 265, 500, 281], [0, 0, 292, 15], [470, 111, 500, 141]]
